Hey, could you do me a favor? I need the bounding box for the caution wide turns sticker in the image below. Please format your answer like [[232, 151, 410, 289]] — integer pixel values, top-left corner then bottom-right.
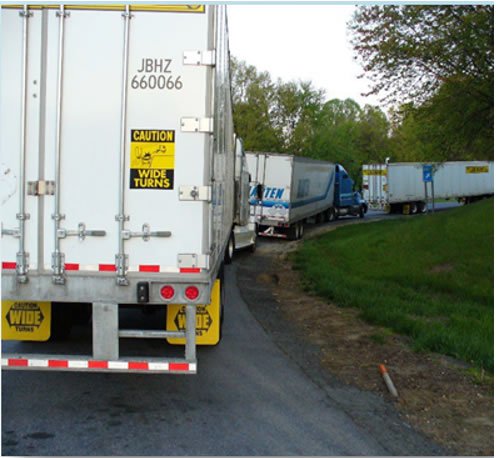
[[2, 301, 51, 341], [130, 129, 175, 190]]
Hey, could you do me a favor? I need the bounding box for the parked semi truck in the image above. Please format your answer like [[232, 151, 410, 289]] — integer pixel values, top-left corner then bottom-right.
[[1, 4, 255, 374], [362, 161, 494, 214], [246, 152, 367, 239]]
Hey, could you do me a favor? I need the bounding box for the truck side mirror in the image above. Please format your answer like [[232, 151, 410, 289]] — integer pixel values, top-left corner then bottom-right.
[[256, 184, 264, 200]]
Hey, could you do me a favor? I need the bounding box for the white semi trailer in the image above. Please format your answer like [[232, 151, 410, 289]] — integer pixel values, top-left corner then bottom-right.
[[1, 4, 253, 374], [246, 152, 336, 239], [362, 161, 494, 214]]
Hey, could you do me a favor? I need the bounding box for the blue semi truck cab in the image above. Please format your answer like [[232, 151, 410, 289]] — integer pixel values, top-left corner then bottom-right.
[[332, 164, 368, 220]]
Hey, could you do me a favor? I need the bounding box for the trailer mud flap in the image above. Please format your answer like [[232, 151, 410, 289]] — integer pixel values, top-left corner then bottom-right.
[[2, 301, 51, 341], [166, 279, 220, 345]]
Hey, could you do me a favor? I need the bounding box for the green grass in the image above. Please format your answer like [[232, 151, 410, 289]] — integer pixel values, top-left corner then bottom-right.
[[294, 198, 494, 371]]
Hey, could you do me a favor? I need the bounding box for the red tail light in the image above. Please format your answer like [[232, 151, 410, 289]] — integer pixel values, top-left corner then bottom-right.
[[160, 285, 175, 300], [185, 286, 199, 300]]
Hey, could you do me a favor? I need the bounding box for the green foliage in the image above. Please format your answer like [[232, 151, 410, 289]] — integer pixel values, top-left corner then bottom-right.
[[293, 199, 494, 371], [231, 57, 326, 155], [231, 3, 493, 165], [349, 5, 493, 104], [230, 58, 280, 152], [231, 57, 392, 183], [350, 5, 494, 160]]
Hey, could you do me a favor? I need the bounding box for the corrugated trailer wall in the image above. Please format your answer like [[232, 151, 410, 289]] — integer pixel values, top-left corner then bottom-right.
[[387, 162, 494, 203], [363, 161, 493, 209]]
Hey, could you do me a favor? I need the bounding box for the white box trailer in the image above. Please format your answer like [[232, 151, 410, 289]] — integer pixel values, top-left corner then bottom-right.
[[1, 4, 243, 374], [362, 161, 494, 214], [246, 152, 336, 239]]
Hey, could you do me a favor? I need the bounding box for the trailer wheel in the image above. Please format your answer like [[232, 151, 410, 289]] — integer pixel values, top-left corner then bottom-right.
[[224, 231, 235, 264], [298, 220, 305, 239], [327, 207, 337, 222], [288, 223, 298, 241]]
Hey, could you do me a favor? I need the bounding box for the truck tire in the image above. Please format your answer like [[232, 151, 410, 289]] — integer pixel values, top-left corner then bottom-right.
[[298, 220, 305, 239], [224, 231, 235, 265], [359, 206, 364, 218], [288, 223, 299, 241]]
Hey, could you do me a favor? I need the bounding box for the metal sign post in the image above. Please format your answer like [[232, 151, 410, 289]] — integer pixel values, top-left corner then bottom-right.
[[423, 165, 435, 214]]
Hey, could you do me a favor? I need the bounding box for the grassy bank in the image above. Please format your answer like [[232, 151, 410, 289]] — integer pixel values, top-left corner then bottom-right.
[[294, 199, 494, 371]]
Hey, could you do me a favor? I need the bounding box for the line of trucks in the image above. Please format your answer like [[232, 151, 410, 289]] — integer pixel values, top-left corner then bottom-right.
[[1, 5, 493, 376]]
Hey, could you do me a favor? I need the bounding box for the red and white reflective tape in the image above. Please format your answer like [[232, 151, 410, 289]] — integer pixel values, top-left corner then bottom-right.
[[2, 262, 201, 274], [1, 357, 196, 373], [2, 262, 17, 270]]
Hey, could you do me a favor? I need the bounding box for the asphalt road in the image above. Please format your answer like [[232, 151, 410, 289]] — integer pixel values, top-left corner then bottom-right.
[[2, 203, 457, 456]]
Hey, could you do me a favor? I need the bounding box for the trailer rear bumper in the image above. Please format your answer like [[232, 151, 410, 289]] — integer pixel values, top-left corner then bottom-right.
[[1, 270, 213, 305], [2, 355, 197, 374]]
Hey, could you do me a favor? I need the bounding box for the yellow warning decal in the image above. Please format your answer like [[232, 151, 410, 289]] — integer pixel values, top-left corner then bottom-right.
[[2, 301, 51, 341], [130, 129, 175, 190], [466, 166, 489, 174], [2, 5, 205, 13], [363, 169, 387, 176], [166, 279, 221, 345]]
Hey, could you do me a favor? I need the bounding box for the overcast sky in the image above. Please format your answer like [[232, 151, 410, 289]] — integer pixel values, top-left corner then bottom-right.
[[227, 4, 381, 108]]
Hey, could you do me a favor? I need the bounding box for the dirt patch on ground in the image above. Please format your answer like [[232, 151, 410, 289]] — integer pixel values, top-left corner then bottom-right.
[[254, 227, 493, 456], [428, 263, 455, 274]]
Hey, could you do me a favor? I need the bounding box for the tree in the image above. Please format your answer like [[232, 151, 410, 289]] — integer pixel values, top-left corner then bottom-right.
[[231, 57, 325, 155], [230, 57, 281, 152], [277, 80, 325, 156], [349, 6, 493, 105], [230, 57, 393, 178], [349, 5, 493, 159]]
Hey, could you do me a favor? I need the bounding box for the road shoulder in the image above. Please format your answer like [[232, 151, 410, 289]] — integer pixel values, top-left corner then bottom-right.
[[235, 233, 493, 456]]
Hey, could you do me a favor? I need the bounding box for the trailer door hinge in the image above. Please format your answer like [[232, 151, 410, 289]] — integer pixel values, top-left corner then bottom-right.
[[28, 180, 55, 196], [178, 253, 210, 269], [179, 185, 212, 202], [183, 50, 216, 66], [181, 117, 213, 133]]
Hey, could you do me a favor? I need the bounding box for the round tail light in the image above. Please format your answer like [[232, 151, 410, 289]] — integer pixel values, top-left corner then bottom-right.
[[160, 285, 175, 300], [185, 286, 199, 300]]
